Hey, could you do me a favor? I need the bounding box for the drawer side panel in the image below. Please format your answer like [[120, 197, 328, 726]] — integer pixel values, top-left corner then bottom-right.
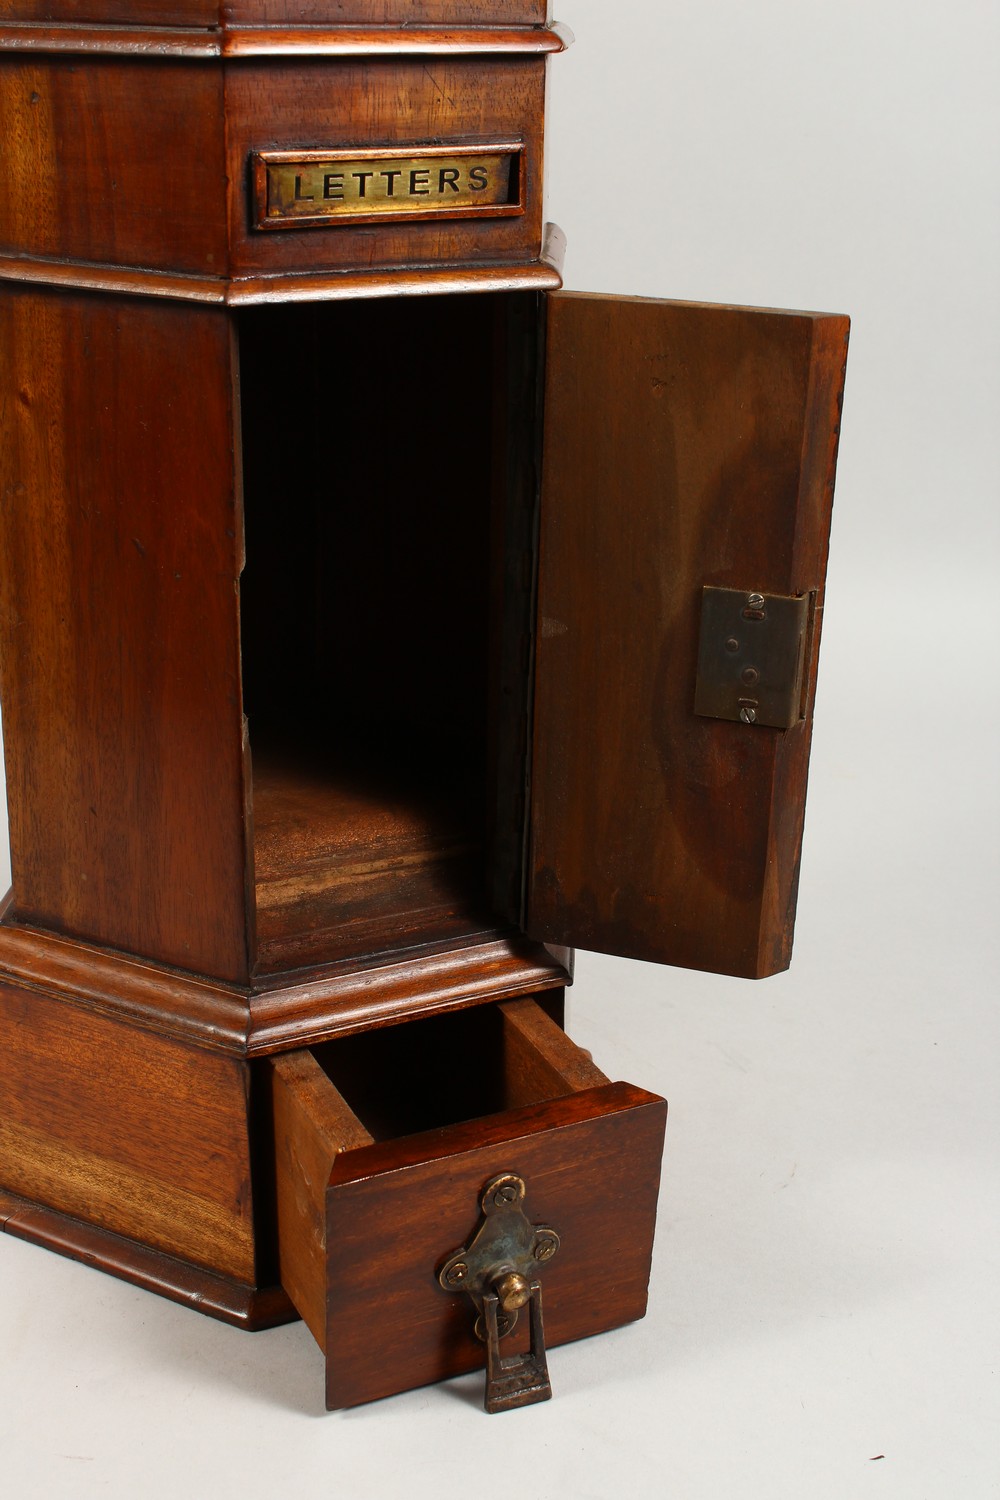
[[0, 286, 250, 982], [270, 1048, 372, 1347]]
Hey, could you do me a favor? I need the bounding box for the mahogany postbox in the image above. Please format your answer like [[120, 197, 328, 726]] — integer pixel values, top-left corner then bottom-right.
[[0, 1, 848, 1414]]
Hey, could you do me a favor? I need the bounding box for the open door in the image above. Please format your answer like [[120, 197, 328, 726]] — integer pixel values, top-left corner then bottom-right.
[[525, 292, 849, 979]]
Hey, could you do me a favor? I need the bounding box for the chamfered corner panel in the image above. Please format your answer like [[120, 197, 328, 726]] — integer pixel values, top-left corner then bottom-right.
[[527, 291, 849, 980], [0, 54, 228, 277], [0, 981, 257, 1282], [0, 3, 220, 21], [0, 286, 251, 983]]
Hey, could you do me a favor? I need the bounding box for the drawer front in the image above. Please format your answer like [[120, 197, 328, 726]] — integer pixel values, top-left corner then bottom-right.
[[225, 56, 546, 282], [270, 998, 666, 1410]]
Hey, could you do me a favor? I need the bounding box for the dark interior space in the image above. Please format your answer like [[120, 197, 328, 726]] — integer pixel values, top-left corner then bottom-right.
[[311, 1000, 566, 1140], [238, 293, 503, 972]]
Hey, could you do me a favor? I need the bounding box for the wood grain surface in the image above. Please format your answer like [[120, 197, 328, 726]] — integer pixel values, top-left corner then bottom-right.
[[0, 916, 251, 1054], [223, 57, 545, 281], [528, 292, 849, 979], [0, 55, 228, 275], [270, 1047, 373, 1345], [247, 937, 569, 1052], [0, 47, 547, 281], [0, 982, 257, 1279], [225, 0, 549, 23], [323, 1080, 665, 1408], [0, 24, 566, 57], [499, 994, 608, 1106], [0, 286, 251, 980], [0, 906, 570, 1058], [0, 1, 550, 24], [0, 1, 219, 23]]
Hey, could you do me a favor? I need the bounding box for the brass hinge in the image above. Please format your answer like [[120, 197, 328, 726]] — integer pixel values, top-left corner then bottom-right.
[[694, 586, 813, 729]]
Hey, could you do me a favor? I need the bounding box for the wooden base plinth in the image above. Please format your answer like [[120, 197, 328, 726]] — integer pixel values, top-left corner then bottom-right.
[[0, 1187, 296, 1330]]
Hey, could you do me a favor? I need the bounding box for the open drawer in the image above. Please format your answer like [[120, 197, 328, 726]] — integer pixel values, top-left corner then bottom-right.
[[268, 997, 666, 1410]]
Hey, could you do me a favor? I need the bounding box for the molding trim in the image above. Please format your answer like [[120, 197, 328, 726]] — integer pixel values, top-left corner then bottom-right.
[[0, 21, 572, 58], [0, 915, 571, 1056], [0, 1187, 296, 1330], [247, 935, 570, 1054], [0, 231, 566, 305]]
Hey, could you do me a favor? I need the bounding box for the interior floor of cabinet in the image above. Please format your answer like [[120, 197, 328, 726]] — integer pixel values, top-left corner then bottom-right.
[[250, 741, 494, 974]]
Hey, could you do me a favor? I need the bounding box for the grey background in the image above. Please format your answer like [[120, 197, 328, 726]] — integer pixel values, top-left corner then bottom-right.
[[2, 2, 998, 1495]]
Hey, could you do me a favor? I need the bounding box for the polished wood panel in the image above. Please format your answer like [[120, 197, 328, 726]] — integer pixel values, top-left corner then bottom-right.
[[0, 984, 257, 1279], [251, 745, 491, 972], [529, 292, 849, 979], [0, 1, 549, 23], [248, 938, 569, 1052], [221, 28, 566, 55], [0, 907, 570, 1057], [0, 46, 552, 288], [0, 251, 228, 301], [0, 24, 217, 55], [227, 1, 549, 22], [499, 995, 607, 1107], [0, 1, 218, 22], [0, 56, 227, 274], [0, 287, 250, 980], [223, 57, 545, 279], [225, 241, 562, 299], [0, 234, 564, 305], [0, 1187, 295, 1329]]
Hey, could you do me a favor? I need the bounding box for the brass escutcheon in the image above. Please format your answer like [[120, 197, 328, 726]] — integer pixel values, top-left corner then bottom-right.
[[437, 1173, 560, 1413]]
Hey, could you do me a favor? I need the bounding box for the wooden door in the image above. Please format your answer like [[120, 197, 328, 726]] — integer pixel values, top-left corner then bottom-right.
[[525, 292, 849, 979]]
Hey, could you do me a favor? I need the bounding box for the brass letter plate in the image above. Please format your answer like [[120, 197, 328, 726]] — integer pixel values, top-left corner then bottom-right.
[[694, 587, 812, 729], [252, 144, 523, 231]]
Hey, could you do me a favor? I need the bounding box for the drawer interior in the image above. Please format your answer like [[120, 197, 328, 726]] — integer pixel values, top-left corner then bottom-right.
[[308, 996, 604, 1141]]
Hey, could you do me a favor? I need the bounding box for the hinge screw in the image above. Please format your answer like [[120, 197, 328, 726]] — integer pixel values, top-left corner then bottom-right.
[[739, 706, 757, 725], [747, 593, 765, 609]]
